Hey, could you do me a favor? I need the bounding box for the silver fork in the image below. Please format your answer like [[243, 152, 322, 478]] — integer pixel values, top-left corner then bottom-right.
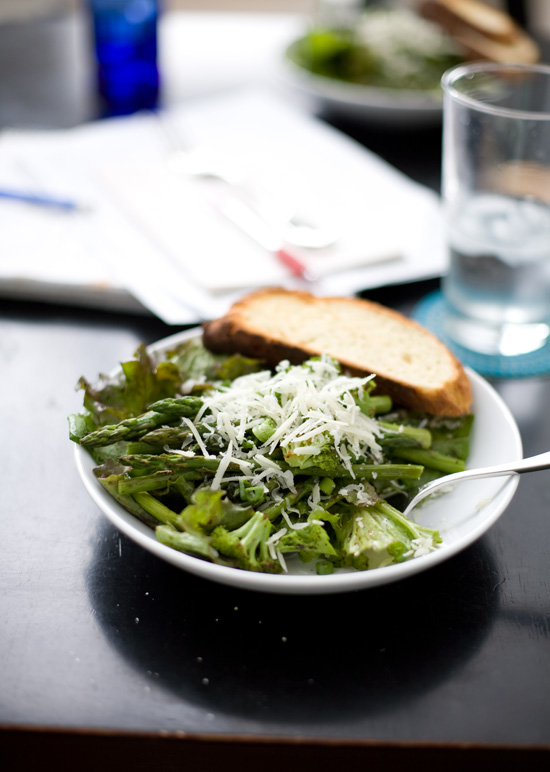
[[402, 450, 550, 519]]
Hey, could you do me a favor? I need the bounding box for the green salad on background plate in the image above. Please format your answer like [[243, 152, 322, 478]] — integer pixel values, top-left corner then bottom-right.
[[282, 7, 464, 123]]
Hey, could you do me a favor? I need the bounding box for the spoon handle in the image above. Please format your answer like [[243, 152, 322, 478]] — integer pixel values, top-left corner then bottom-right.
[[220, 195, 315, 282]]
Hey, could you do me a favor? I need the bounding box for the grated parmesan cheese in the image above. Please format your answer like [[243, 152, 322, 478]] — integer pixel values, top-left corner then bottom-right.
[[339, 483, 379, 506], [210, 443, 235, 491], [187, 355, 383, 514], [181, 416, 213, 458], [266, 527, 287, 560]]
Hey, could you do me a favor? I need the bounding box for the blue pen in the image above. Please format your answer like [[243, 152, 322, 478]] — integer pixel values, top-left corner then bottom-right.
[[0, 188, 83, 211]]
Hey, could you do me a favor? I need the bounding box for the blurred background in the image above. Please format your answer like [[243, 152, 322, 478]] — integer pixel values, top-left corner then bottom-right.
[[1, 0, 549, 319], [0, 1, 546, 16], [0, 0, 548, 18], [1, 1, 549, 130], [1, 1, 549, 28]]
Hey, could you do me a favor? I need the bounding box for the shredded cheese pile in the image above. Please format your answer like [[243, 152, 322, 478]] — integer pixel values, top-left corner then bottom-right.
[[356, 8, 460, 83], [180, 356, 383, 496]]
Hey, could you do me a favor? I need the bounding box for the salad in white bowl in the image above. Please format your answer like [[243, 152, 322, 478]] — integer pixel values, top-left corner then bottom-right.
[[69, 335, 477, 577], [286, 7, 462, 93]]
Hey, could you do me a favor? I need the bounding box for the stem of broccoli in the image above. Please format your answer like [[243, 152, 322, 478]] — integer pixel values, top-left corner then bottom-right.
[[132, 491, 181, 528], [156, 524, 216, 561]]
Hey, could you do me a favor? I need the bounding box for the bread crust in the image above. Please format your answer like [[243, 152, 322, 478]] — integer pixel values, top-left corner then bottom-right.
[[420, 0, 540, 64], [203, 289, 472, 416]]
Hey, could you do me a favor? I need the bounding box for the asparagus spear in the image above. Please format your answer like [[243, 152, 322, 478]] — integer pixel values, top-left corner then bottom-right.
[[390, 447, 466, 474], [283, 462, 425, 481], [116, 452, 425, 488], [79, 396, 202, 447], [118, 453, 234, 473], [378, 421, 432, 450]]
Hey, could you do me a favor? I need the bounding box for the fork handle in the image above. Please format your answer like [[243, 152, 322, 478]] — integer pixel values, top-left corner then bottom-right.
[[403, 450, 550, 518], [451, 450, 550, 482]]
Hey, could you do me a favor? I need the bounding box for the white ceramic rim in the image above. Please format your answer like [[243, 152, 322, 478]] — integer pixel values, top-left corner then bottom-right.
[[74, 328, 523, 595], [280, 55, 444, 115]]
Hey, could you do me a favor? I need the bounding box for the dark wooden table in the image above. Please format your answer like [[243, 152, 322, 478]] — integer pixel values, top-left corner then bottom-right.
[[1, 9, 549, 771]]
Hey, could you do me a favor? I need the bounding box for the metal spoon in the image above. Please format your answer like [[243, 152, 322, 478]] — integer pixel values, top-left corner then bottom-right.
[[402, 450, 550, 519], [169, 149, 339, 249], [154, 106, 340, 251]]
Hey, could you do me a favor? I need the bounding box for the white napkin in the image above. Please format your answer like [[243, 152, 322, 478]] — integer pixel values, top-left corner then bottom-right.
[[0, 89, 447, 323], [101, 159, 403, 293]]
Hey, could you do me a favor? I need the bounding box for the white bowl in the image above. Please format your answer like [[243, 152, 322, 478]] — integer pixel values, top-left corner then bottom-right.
[[75, 328, 522, 595], [278, 56, 444, 127]]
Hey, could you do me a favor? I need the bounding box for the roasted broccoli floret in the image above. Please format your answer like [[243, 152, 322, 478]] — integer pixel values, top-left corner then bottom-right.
[[278, 519, 338, 563], [178, 488, 253, 535], [283, 431, 346, 475], [335, 499, 441, 570], [210, 511, 280, 573]]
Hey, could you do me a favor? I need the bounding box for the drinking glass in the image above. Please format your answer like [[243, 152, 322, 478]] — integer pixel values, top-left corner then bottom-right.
[[87, 0, 160, 117], [441, 62, 550, 356]]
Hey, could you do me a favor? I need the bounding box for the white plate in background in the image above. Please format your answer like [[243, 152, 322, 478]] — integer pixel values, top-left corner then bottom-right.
[[278, 56, 444, 126]]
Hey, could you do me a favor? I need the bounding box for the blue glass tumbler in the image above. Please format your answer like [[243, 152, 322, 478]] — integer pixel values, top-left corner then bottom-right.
[[87, 0, 160, 116]]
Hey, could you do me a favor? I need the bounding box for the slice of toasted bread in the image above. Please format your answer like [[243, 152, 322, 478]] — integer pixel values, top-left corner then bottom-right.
[[421, 0, 520, 44], [202, 289, 472, 416], [420, 0, 540, 64]]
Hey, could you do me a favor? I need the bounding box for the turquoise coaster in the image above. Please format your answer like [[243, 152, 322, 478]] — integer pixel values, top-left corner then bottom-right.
[[412, 290, 550, 379]]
